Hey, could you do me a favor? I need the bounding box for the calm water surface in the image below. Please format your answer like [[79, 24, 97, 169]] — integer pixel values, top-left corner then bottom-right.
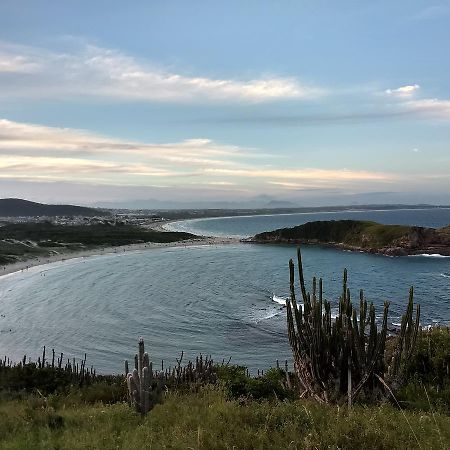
[[165, 208, 450, 237], [1, 208, 449, 373]]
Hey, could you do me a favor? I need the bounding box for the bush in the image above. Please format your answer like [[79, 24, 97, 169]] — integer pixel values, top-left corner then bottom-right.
[[215, 365, 293, 400], [405, 327, 450, 385], [0, 363, 127, 404], [394, 327, 450, 413]]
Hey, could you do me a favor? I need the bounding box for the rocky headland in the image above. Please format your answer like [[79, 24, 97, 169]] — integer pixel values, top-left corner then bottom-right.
[[249, 220, 450, 256]]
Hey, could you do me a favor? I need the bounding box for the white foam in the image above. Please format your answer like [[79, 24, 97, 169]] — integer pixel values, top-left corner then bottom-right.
[[272, 294, 288, 306], [259, 311, 281, 321], [440, 273, 450, 278], [411, 254, 450, 258]]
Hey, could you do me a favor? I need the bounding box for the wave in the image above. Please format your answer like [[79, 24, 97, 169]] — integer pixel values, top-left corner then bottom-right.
[[257, 311, 282, 322], [440, 273, 450, 278], [272, 294, 288, 306], [410, 254, 450, 258]]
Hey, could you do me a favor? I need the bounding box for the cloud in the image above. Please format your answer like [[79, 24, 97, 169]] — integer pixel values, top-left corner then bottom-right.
[[405, 98, 450, 120], [196, 85, 450, 126], [206, 167, 390, 183], [0, 119, 245, 161], [385, 84, 420, 96], [383, 86, 450, 121], [0, 41, 323, 103], [0, 118, 396, 194]]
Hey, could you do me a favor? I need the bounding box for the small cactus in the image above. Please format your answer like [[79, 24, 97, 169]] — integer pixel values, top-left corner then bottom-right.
[[125, 338, 164, 414]]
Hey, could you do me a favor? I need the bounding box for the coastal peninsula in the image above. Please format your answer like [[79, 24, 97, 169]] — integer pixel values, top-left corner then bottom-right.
[[249, 219, 450, 256]]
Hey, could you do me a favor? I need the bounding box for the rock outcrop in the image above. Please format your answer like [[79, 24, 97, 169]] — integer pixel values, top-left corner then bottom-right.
[[249, 220, 450, 256]]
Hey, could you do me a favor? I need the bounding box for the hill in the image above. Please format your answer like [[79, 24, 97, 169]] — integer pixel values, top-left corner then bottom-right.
[[250, 219, 450, 256], [0, 222, 197, 265], [0, 198, 110, 217]]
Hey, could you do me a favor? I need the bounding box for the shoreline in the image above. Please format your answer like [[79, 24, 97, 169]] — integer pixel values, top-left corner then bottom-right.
[[151, 206, 450, 225], [0, 234, 242, 279], [248, 239, 450, 257]]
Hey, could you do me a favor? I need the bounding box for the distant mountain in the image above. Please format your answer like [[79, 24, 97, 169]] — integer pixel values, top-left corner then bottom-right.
[[93, 195, 301, 210], [0, 198, 110, 217]]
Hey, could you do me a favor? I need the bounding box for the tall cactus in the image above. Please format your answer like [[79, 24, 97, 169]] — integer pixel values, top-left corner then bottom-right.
[[125, 338, 163, 414], [387, 287, 421, 386], [286, 246, 418, 404]]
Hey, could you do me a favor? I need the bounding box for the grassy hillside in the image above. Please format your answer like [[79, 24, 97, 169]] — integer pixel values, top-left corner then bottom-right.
[[1, 328, 449, 449], [0, 223, 198, 264], [252, 219, 450, 255], [1, 386, 449, 449], [253, 220, 411, 247]]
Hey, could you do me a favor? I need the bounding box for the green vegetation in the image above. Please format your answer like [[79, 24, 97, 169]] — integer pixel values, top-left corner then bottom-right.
[[1, 329, 449, 449], [395, 327, 450, 413], [252, 219, 450, 255], [1, 385, 449, 449], [0, 222, 197, 246], [0, 222, 198, 264], [1, 247, 449, 447], [285, 247, 420, 404], [0, 239, 47, 264], [254, 220, 412, 247]]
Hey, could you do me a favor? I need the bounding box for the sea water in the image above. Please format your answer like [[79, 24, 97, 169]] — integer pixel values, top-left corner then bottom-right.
[[0, 208, 449, 373]]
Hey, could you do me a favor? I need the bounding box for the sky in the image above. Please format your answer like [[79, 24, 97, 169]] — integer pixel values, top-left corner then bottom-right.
[[0, 1, 449, 207]]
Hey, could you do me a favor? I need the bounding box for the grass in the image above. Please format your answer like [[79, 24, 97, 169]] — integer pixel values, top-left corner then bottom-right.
[[253, 220, 414, 249], [0, 386, 449, 449], [0, 285, 448, 448], [0, 222, 199, 264], [0, 357, 449, 449], [0, 223, 197, 246], [0, 327, 449, 448]]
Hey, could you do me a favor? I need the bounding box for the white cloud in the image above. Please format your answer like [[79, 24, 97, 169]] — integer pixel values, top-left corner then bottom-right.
[[0, 119, 244, 161], [0, 42, 323, 103], [0, 55, 39, 73], [0, 118, 395, 193], [385, 84, 420, 96], [383, 84, 450, 121], [405, 98, 450, 119]]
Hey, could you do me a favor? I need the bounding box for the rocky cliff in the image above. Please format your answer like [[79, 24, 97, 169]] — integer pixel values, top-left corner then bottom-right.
[[250, 220, 450, 256]]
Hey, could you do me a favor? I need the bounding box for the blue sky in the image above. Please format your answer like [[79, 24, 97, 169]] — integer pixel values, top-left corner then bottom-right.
[[0, 1, 449, 206]]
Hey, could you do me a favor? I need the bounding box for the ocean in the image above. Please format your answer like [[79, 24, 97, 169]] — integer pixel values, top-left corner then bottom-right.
[[0, 208, 449, 373]]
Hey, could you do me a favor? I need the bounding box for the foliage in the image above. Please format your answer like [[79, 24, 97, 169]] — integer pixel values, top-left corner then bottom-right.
[[285, 247, 420, 404], [404, 326, 450, 385], [0, 386, 449, 449], [395, 327, 450, 413], [0, 348, 127, 405], [0, 222, 198, 263], [0, 362, 127, 403], [0, 222, 196, 246], [215, 365, 293, 400], [254, 219, 413, 248]]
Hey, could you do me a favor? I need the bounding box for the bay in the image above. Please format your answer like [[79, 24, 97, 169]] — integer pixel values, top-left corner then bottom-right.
[[1, 208, 449, 373]]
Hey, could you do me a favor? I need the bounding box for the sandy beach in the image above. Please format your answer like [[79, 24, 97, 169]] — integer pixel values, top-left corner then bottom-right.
[[0, 234, 241, 279]]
